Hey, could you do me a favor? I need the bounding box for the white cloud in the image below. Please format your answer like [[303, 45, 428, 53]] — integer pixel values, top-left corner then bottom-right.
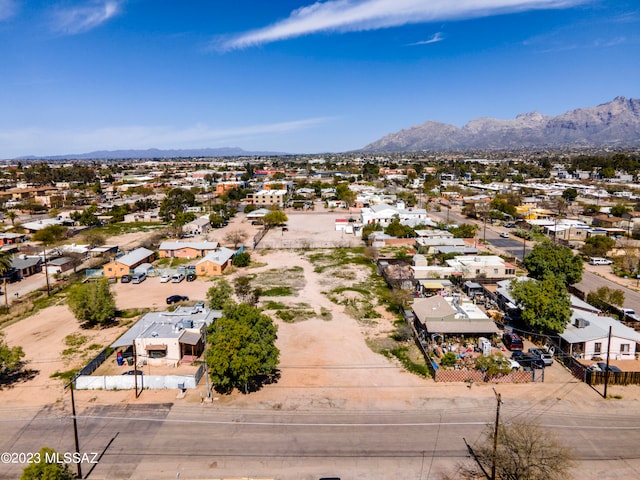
[[0, 0, 18, 21], [407, 32, 444, 46], [50, 0, 123, 35], [0, 118, 332, 158], [219, 0, 589, 50]]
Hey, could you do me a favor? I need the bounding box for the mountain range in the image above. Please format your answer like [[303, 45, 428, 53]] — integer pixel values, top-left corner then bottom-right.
[[16, 147, 285, 161], [362, 96, 640, 152]]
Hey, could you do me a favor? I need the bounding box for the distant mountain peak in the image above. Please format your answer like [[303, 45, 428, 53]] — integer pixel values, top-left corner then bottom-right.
[[362, 96, 640, 152], [15, 146, 288, 161]]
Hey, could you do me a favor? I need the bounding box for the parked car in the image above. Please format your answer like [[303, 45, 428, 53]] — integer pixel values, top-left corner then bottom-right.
[[597, 362, 622, 373], [589, 257, 613, 265], [528, 347, 553, 366], [166, 295, 189, 305], [504, 222, 516, 228], [622, 308, 640, 322], [122, 370, 143, 376], [502, 332, 523, 351], [131, 272, 147, 284], [516, 354, 545, 369], [587, 363, 602, 372], [120, 274, 132, 283], [171, 273, 185, 283], [186, 273, 196, 282], [159, 273, 171, 283], [500, 232, 509, 238]]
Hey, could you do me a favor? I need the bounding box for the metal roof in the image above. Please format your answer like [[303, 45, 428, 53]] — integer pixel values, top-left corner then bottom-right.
[[114, 247, 154, 267]]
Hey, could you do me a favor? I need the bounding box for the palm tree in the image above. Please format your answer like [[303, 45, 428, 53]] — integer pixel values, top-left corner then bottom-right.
[[6, 211, 16, 226], [0, 251, 13, 308]]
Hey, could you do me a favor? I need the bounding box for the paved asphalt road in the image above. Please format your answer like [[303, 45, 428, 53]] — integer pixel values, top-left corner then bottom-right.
[[575, 271, 640, 313], [2, 401, 640, 479]]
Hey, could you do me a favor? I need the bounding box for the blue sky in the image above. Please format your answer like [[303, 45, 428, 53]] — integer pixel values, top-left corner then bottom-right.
[[0, 0, 638, 158]]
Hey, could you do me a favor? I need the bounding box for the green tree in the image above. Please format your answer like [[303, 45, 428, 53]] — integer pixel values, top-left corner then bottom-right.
[[384, 218, 415, 238], [232, 251, 251, 267], [446, 420, 574, 480], [233, 275, 253, 302], [206, 302, 279, 393], [0, 332, 25, 384], [362, 221, 383, 240], [20, 447, 75, 480], [32, 225, 67, 244], [610, 203, 630, 217], [262, 210, 288, 227], [587, 286, 625, 313], [71, 205, 101, 226], [449, 223, 478, 239], [83, 231, 106, 247], [6, 210, 17, 226], [474, 353, 512, 376], [562, 187, 578, 202], [523, 240, 583, 286], [67, 279, 116, 327], [510, 275, 572, 334], [206, 279, 233, 310], [209, 212, 226, 228], [159, 188, 196, 223], [335, 183, 356, 206], [0, 251, 12, 308], [490, 197, 517, 217], [581, 235, 615, 258]]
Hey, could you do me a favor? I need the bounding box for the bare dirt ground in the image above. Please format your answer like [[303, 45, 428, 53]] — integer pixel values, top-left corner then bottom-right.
[[3, 209, 640, 411]]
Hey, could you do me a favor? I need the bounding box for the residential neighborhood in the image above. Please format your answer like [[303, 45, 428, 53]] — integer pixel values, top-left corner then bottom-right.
[[2, 153, 640, 479]]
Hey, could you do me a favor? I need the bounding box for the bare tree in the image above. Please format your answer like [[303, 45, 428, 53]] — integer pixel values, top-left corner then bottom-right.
[[443, 420, 574, 480], [224, 229, 248, 249]]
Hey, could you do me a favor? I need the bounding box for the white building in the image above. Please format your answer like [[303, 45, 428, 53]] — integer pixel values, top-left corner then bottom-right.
[[360, 202, 429, 227], [560, 311, 640, 361]]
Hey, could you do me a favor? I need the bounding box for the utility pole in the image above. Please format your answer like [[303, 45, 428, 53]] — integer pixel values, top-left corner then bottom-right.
[[603, 325, 613, 398], [491, 389, 502, 480], [42, 244, 51, 296], [133, 342, 141, 399], [204, 325, 211, 401], [66, 377, 83, 479]]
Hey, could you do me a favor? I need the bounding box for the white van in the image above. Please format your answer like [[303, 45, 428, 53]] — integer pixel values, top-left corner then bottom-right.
[[171, 273, 185, 283], [131, 272, 147, 284], [589, 257, 613, 265]]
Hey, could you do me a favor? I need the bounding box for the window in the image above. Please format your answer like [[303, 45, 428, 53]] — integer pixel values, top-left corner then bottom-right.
[[594, 342, 602, 354], [149, 349, 167, 359], [493, 268, 499, 275], [621, 344, 630, 353]]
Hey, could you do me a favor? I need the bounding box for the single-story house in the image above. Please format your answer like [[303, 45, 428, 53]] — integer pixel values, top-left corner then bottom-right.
[[195, 247, 235, 276], [11, 255, 42, 279], [411, 295, 500, 336], [183, 216, 211, 235], [559, 311, 640, 361], [158, 241, 219, 259], [0, 233, 26, 245], [445, 255, 516, 280], [111, 305, 222, 366], [103, 247, 155, 279], [46, 256, 75, 275], [245, 208, 271, 221], [122, 210, 161, 223]]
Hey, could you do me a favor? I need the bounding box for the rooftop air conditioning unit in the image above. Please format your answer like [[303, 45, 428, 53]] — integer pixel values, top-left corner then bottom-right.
[[575, 318, 590, 328]]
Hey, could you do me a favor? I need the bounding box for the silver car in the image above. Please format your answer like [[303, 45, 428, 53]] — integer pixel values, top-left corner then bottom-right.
[[528, 347, 553, 366]]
